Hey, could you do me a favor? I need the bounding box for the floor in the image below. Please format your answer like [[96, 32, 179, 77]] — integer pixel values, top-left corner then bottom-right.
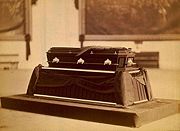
[[0, 69, 180, 131]]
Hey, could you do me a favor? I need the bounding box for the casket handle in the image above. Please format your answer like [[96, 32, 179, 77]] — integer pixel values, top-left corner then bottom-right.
[[77, 58, 85, 64], [52, 57, 60, 63], [104, 59, 112, 65]]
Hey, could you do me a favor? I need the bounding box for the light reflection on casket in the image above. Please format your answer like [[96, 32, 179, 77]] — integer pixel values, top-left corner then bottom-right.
[[27, 47, 153, 107]]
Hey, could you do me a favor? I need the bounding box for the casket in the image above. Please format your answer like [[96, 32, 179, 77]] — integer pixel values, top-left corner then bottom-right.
[[47, 46, 135, 71], [27, 46, 153, 107]]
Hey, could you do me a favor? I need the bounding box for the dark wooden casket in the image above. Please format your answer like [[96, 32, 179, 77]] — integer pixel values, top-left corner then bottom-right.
[[27, 47, 153, 107], [47, 46, 135, 71]]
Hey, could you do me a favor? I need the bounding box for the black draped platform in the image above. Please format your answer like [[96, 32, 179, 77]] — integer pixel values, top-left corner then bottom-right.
[[1, 47, 179, 128]]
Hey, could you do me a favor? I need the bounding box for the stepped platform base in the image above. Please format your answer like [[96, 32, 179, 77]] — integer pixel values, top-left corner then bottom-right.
[[1, 94, 179, 127]]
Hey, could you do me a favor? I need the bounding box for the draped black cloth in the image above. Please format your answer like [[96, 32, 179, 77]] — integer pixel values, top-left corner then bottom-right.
[[27, 65, 152, 106]]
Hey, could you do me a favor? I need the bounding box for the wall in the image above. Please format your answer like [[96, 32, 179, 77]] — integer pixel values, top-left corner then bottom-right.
[[0, 0, 179, 70], [0, 0, 46, 68]]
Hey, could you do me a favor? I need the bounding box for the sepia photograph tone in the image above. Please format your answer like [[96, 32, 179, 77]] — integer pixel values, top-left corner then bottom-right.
[[0, 0, 180, 131]]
